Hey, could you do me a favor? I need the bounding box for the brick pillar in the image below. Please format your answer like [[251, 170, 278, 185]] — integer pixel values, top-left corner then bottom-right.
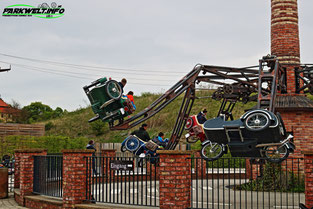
[[271, 0, 300, 93], [14, 151, 22, 188], [158, 150, 193, 209], [16, 149, 47, 199], [62, 149, 94, 209], [194, 151, 206, 177], [101, 149, 116, 177], [302, 150, 313, 208]]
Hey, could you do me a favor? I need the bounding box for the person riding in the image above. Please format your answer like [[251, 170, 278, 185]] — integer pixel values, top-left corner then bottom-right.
[[152, 132, 168, 148], [86, 140, 97, 175], [118, 78, 127, 93], [197, 108, 207, 124], [126, 91, 136, 110], [131, 123, 150, 142]]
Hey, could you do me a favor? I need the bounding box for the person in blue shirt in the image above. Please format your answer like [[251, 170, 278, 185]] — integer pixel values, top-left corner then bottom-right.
[[197, 108, 207, 124], [86, 140, 97, 175], [152, 132, 168, 148]]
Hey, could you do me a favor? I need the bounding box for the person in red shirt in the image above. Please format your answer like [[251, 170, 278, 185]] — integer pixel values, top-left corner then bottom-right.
[[126, 91, 136, 110]]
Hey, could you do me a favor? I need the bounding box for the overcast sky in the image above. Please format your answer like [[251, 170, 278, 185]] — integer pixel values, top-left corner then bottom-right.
[[0, 0, 312, 111]]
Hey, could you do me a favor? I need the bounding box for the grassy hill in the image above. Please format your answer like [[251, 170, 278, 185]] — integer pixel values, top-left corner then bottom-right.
[[42, 90, 257, 143]]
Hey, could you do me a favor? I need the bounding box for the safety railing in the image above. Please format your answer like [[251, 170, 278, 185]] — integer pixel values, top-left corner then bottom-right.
[[85, 156, 159, 207], [33, 155, 63, 198], [190, 157, 305, 209]]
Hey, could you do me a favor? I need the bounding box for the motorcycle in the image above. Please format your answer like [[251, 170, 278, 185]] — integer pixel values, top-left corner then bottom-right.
[[187, 109, 295, 163]]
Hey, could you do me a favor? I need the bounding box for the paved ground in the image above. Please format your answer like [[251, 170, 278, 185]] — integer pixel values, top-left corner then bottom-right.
[[0, 193, 26, 209]]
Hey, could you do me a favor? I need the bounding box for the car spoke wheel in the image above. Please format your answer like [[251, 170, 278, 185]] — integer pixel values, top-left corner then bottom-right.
[[125, 137, 140, 152], [106, 80, 122, 100], [244, 112, 270, 131], [201, 142, 224, 161], [264, 145, 289, 163]]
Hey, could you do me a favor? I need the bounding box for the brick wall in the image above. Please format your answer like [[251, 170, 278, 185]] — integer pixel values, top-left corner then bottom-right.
[[18, 149, 47, 197], [24, 197, 62, 209], [158, 150, 193, 209], [62, 149, 94, 209], [13, 149, 47, 206], [303, 150, 313, 208], [271, 0, 300, 93], [14, 151, 21, 188], [280, 110, 313, 159]]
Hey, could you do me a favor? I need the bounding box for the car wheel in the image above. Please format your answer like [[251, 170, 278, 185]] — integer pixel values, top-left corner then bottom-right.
[[125, 137, 140, 152], [201, 142, 224, 161], [263, 145, 289, 163], [106, 80, 122, 100], [244, 112, 270, 131]]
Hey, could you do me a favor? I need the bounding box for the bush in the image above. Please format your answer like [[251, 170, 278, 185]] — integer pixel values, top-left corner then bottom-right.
[[235, 162, 305, 192], [45, 122, 54, 131], [0, 135, 90, 156], [90, 120, 105, 136]]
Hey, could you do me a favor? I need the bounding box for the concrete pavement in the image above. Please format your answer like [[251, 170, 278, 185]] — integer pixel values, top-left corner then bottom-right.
[[0, 193, 26, 209]]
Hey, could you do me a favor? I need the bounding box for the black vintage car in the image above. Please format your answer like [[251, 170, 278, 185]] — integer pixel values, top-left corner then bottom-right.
[[201, 109, 295, 162]]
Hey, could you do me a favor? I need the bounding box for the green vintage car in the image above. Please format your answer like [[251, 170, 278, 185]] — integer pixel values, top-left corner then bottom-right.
[[83, 77, 135, 124]]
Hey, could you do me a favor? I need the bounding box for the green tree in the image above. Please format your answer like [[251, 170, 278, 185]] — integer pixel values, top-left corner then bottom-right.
[[53, 107, 64, 118], [22, 102, 54, 123]]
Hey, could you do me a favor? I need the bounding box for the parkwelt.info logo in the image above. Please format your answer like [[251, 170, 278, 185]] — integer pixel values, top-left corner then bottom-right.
[[2, 2, 65, 19]]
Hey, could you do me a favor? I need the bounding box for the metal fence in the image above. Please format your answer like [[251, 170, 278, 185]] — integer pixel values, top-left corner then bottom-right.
[[8, 168, 14, 193], [96, 142, 191, 158], [85, 156, 159, 207], [33, 155, 63, 198], [190, 157, 305, 209]]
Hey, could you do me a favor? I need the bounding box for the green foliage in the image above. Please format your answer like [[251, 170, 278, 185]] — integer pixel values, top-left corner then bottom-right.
[[90, 120, 106, 136], [45, 122, 54, 131], [0, 135, 89, 156], [236, 162, 305, 192], [22, 102, 64, 123], [43, 90, 257, 143]]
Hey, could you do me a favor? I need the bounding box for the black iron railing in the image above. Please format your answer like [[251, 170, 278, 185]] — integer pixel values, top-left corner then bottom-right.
[[85, 156, 159, 207], [33, 155, 63, 198], [190, 157, 305, 209], [8, 168, 14, 193]]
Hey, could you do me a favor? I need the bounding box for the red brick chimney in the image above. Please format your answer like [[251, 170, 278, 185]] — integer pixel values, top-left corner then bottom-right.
[[271, 0, 313, 169], [271, 0, 300, 93]]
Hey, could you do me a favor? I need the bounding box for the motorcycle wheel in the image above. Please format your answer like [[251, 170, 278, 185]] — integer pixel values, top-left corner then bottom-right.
[[244, 112, 270, 132], [263, 145, 289, 163], [201, 142, 224, 161]]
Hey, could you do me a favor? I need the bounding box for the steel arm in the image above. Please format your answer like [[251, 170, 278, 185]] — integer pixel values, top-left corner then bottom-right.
[[0, 66, 11, 72], [108, 56, 286, 150], [110, 64, 203, 130]]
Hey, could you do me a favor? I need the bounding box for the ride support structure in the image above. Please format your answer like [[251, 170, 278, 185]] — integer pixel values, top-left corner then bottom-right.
[[108, 55, 313, 151]]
